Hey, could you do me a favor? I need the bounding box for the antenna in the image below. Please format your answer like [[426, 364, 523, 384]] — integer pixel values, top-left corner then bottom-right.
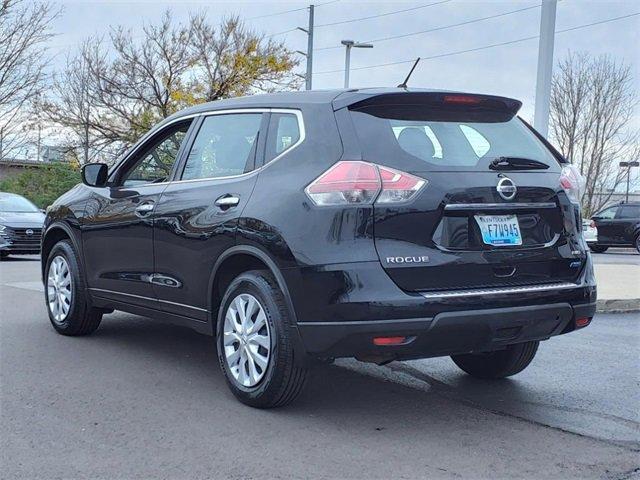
[[397, 58, 421, 89]]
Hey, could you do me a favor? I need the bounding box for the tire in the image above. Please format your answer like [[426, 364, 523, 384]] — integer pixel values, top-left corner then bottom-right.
[[589, 245, 608, 253], [635, 234, 640, 254], [44, 239, 102, 336], [451, 341, 539, 379], [216, 270, 308, 408], [0, 251, 9, 260]]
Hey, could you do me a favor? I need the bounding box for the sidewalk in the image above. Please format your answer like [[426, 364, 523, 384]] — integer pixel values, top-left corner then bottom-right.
[[594, 263, 640, 313]]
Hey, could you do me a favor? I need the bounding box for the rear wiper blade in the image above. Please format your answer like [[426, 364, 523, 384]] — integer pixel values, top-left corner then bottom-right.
[[489, 156, 549, 170]]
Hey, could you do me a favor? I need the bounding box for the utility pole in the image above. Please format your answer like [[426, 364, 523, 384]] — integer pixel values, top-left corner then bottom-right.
[[341, 40, 373, 88], [533, 0, 557, 138], [297, 5, 314, 90], [620, 161, 640, 203]]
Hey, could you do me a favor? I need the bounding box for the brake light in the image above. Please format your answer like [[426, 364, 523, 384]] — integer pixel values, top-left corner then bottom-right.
[[305, 161, 426, 206], [560, 164, 585, 204], [590, 220, 596, 229], [443, 94, 482, 105]]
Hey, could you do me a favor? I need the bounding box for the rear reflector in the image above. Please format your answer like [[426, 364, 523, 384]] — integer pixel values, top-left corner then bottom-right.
[[373, 336, 406, 346], [575, 317, 591, 328], [305, 161, 426, 206]]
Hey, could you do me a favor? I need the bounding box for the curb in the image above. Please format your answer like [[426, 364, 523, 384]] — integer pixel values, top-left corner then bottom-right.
[[596, 298, 640, 314]]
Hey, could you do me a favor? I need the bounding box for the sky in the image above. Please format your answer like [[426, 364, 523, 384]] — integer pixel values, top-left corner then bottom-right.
[[40, 0, 640, 187], [47, 0, 639, 123]]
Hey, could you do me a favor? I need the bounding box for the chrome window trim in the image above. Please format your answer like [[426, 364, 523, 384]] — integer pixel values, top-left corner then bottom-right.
[[420, 282, 578, 300], [109, 107, 306, 186], [169, 108, 306, 185]]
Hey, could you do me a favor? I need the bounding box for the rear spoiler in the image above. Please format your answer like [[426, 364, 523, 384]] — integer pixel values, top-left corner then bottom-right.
[[332, 91, 522, 118]]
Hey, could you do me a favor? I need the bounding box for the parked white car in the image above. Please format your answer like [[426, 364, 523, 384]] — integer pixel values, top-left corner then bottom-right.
[[582, 219, 598, 244]]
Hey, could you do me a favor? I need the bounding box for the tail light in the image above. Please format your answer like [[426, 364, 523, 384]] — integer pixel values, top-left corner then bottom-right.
[[560, 164, 585, 204], [590, 219, 596, 229], [305, 161, 426, 206]]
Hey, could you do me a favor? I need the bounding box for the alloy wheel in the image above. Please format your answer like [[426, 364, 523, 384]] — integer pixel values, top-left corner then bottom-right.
[[47, 255, 72, 324], [223, 293, 271, 387]]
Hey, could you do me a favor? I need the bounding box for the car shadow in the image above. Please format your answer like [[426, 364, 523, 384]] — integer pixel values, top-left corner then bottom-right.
[[1, 254, 40, 262]]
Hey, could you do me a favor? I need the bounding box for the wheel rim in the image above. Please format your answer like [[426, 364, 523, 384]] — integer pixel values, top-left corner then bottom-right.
[[47, 255, 72, 324], [223, 293, 271, 387]]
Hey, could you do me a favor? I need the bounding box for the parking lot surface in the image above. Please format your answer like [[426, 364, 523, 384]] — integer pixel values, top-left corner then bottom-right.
[[1, 257, 638, 479]]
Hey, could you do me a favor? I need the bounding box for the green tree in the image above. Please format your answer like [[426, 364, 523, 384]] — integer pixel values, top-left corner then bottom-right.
[[0, 162, 80, 208]]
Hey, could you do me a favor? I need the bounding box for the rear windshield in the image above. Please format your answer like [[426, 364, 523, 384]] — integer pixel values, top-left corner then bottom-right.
[[348, 104, 559, 172]]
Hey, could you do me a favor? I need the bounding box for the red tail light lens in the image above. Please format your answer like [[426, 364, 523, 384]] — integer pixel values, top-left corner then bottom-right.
[[560, 164, 585, 204], [589, 219, 596, 229], [305, 161, 426, 206]]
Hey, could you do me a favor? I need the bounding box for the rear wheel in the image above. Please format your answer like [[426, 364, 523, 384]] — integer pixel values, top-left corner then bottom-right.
[[0, 251, 8, 260], [635, 234, 640, 254], [451, 341, 539, 379], [216, 270, 308, 408], [45, 239, 102, 336], [589, 245, 608, 253]]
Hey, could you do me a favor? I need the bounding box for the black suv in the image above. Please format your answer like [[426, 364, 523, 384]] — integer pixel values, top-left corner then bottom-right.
[[589, 202, 640, 253], [41, 89, 597, 407]]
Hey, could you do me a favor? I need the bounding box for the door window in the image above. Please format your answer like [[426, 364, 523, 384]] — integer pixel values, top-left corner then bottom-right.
[[597, 206, 618, 219], [617, 204, 640, 219], [120, 122, 191, 187], [264, 113, 301, 164], [181, 113, 263, 181]]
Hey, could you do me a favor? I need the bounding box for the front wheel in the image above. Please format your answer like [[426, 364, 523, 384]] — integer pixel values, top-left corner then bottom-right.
[[216, 270, 308, 408], [45, 239, 103, 336], [589, 245, 608, 253], [451, 341, 539, 379]]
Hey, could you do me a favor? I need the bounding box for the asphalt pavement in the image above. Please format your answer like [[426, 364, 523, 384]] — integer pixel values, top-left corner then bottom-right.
[[1, 256, 639, 479]]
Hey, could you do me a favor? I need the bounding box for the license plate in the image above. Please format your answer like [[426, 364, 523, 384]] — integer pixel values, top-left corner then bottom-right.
[[475, 215, 522, 246]]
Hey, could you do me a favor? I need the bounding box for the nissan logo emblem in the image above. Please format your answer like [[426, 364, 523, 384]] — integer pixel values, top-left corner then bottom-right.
[[496, 177, 517, 201], [25, 229, 34, 236]]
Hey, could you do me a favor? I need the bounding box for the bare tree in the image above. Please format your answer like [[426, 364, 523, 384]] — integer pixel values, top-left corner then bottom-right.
[[45, 10, 300, 154], [189, 14, 301, 101], [550, 52, 639, 215], [0, 0, 57, 159]]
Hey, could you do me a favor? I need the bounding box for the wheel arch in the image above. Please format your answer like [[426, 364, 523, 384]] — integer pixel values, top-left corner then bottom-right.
[[208, 245, 298, 325], [41, 222, 82, 282]]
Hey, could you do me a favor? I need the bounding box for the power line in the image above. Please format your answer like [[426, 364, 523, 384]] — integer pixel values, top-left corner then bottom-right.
[[315, 3, 541, 51], [315, 0, 451, 28], [247, 0, 340, 21], [314, 12, 640, 75]]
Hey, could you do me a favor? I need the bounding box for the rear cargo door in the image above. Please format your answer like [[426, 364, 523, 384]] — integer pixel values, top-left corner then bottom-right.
[[345, 93, 584, 292]]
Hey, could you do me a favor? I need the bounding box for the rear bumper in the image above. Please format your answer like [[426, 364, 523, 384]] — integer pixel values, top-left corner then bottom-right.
[[289, 254, 597, 360]]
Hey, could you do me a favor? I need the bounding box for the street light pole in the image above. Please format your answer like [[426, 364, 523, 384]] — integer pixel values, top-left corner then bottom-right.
[[340, 40, 373, 88], [533, 0, 557, 138], [620, 161, 640, 203]]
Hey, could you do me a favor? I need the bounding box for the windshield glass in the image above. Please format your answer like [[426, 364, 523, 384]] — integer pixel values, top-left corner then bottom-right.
[[349, 104, 559, 172], [0, 194, 39, 212]]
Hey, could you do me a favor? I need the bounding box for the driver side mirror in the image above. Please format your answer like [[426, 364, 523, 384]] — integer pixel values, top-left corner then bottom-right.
[[81, 163, 109, 187]]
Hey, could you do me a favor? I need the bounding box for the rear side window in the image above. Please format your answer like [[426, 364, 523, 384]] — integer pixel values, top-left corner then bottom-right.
[[264, 113, 301, 164], [181, 113, 263, 180], [349, 104, 559, 172], [618, 204, 640, 219]]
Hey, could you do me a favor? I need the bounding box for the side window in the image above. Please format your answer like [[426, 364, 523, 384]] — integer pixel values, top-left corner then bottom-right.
[[459, 125, 491, 157], [182, 113, 263, 181], [598, 206, 618, 219], [120, 122, 191, 187], [264, 113, 301, 164], [392, 125, 443, 159], [617, 205, 640, 219]]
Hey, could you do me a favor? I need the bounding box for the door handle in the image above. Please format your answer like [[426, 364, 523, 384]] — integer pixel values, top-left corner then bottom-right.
[[215, 195, 240, 209], [135, 201, 155, 217]]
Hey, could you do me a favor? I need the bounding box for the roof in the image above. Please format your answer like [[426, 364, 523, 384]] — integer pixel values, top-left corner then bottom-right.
[[157, 87, 521, 131]]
